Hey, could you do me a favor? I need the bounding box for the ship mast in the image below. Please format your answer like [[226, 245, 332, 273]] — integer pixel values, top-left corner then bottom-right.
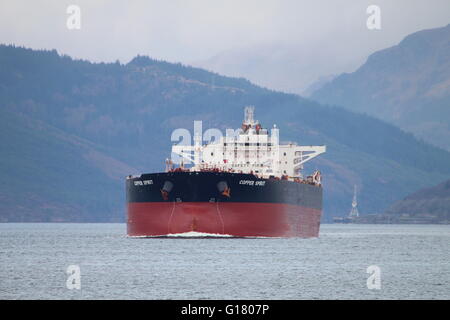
[[244, 106, 255, 124], [348, 185, 359, 218]]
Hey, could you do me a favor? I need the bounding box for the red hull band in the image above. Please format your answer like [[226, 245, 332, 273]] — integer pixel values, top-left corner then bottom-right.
[[127, 202, 321, 238]]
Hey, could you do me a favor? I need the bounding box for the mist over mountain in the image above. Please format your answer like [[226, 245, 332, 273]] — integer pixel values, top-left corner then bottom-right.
[[1, 44, 450, 222], [192, 43, 364, 95], [302, 74, 337, 97], [312, 24, 450, 151]]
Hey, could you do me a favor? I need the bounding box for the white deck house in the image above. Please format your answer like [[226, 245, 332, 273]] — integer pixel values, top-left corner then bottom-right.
[[170, 106, 326, 183]]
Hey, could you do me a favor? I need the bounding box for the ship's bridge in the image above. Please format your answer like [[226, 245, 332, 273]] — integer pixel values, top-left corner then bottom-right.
[[170, 106, 326, 181]]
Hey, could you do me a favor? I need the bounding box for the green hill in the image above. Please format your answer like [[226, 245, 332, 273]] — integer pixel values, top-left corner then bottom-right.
[[356, 179, 450, 224], [384, 179, 450, 223], [0, 108, 134, 222]]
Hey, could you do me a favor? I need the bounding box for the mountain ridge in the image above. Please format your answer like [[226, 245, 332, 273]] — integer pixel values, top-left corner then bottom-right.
[[1, 44, 450, 221], [311, 23, 450, 151]]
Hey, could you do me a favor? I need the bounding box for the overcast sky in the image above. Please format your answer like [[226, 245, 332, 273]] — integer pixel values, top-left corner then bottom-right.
[[1, 0, 449, 92]]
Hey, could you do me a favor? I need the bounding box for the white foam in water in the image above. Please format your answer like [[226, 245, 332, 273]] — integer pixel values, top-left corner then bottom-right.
[[129, 232, 284, 238], [167, 231, 235, 237], [130, 231, 235, 238]]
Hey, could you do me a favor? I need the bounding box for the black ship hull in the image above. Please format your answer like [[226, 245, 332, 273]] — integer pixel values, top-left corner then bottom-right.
[[126, 171, 323, 237]]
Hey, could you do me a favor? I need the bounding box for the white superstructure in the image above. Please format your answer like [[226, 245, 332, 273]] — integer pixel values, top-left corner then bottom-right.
[[170, 106, 326, 182]]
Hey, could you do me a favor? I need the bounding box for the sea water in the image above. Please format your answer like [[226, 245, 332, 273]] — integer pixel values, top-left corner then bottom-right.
[[0, 223, 448, 299]]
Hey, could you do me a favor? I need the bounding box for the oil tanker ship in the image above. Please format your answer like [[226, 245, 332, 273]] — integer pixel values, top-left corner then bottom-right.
[[126, 107, 326, 237]]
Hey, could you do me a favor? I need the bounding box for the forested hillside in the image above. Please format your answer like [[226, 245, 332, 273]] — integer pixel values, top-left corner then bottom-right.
[[1, 45, 450, 221]]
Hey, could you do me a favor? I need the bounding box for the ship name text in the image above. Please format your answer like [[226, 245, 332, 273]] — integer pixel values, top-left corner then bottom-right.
[[239, 180, 266, 186], [133, 180, 153, 186]]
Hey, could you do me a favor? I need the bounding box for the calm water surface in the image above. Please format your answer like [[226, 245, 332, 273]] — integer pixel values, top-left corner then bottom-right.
[[0, 223, 448, 299]]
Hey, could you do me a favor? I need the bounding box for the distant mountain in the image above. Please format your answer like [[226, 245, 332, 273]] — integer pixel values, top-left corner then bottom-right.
[[302, 74, 336, 97], [193, 43, 363, 95], [311, 24, 450, 151], [1, 45, 450, 222], [383, 179, 450, 223]]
